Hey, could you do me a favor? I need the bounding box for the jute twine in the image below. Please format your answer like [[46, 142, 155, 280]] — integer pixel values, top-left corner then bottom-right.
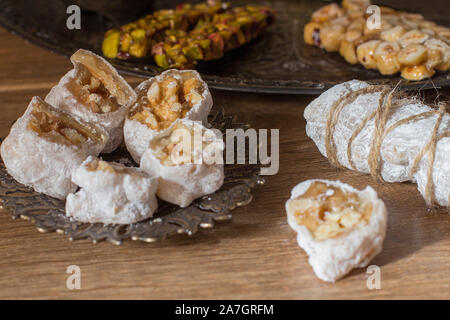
[[325, 84, 449, 206]]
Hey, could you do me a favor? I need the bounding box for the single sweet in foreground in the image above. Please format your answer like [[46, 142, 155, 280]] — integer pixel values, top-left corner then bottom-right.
[[45, 49, 137, 153], [286, 179, 387, 282], [66, 156, 159, 224], [140, 119, 224, 208], [124, 69, 212, 163], [304, 79, 449, 207], [0, 97, 108, 199]]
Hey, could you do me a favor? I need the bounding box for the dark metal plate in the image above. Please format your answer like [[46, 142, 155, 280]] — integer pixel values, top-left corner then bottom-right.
[[0, 0, 449, 94], [0, 110, 265, 245]]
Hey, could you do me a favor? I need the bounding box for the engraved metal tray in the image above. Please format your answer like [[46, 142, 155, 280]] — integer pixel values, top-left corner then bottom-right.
[[0, 110, 265, 245], [0, 0, 449, 94]]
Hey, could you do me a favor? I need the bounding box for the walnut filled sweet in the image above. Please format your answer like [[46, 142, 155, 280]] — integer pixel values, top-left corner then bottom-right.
[[129, 73, 204, 130], [124, 69, 212, 164], [149, 120, 219, 166], [0, 97, 108, 200], [140, 119, 224, 208], [286, 181, 372, 241], [73, 73, 120, 114], [45, 49, 137, 153]]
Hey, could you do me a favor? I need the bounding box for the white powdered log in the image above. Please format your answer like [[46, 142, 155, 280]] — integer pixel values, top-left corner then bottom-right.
[[304, 80, 449, 207]]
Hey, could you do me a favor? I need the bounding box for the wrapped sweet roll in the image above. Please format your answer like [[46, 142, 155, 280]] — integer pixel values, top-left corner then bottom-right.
[[140, 119, 223, 208], [66, 156, 158, 224], [286, 179, 387, 282], [1, 97, 108, 199], [304, 80, 450, 207], [45, 49, 137, 153], [124, 69, 212, 163]]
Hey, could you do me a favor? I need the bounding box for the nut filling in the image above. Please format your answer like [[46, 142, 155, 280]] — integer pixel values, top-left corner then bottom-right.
[[75, 71, 121, 114], [287, 181, 373, 240], [150, 122, 218, 166], [129, 73, 204, 130], [27, 98, 106, 147]]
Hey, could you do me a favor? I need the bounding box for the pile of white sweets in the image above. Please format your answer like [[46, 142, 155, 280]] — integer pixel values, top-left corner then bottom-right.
[[1, 49, 224, 224]]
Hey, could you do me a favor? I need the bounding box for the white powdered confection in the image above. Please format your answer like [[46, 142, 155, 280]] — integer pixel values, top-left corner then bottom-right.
[[304, 80, 449, 207], [124, 69, 213, 164], [140, 119, 224, 208], [1, 97, 108, 199], [286, 179, 387, 282], [66, 156, 158, 224], [46, 49, 137, 153]]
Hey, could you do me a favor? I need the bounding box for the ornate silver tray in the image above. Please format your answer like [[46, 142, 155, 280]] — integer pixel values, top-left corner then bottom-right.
[[0, 110, 264, 245], [0, 0, 449, 94]]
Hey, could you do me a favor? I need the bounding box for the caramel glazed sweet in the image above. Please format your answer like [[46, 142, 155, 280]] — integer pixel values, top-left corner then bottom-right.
[[304, 0, 450, 80], [140, 119, 224, 208], [0, 96, 108, 199]]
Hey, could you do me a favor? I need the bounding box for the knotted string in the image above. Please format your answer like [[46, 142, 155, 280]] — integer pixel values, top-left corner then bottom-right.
[[324, 84, 449, 207]]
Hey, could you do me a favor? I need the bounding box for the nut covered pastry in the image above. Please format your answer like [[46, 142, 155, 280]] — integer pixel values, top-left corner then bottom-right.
[[46, 49, 137, 153], [0, 97, 108, 199], [150, 5, 276, 69], [140, 119, 224, 208], [304, 0, 450, 80], [286, 179, 387, 282], [304, 80, 450, 207], [102, 1, 231, 60], [66, 156, 159, 224], [101, 1, 275, 69], [124, 69, 212, 163]]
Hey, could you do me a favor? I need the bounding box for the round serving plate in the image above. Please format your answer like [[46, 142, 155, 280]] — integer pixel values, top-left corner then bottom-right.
[[0, 110, 265, 245], [0, 0, 449, 94]]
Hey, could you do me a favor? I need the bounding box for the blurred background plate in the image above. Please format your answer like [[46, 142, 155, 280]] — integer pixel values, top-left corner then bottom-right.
[[0, 0, 449, 94]]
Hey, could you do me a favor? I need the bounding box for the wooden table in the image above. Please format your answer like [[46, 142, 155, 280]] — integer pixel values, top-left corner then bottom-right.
[[0, 26, 448, 300]]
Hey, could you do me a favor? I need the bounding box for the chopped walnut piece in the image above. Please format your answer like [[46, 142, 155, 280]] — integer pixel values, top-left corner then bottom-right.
[[77, 74, 121, 114], [69, 50, 138, 115], [27, 98, 107, 147], [130, 73, 205, 130], [86, 158, 114, 172], [60, 128, 87, 146], [286, 181, 373, 240], [147, 82, 160, 104], [149, 121, 215, 167]]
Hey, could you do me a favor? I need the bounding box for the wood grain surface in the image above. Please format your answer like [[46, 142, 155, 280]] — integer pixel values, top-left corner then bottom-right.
[[0, 26, 448, 300]]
